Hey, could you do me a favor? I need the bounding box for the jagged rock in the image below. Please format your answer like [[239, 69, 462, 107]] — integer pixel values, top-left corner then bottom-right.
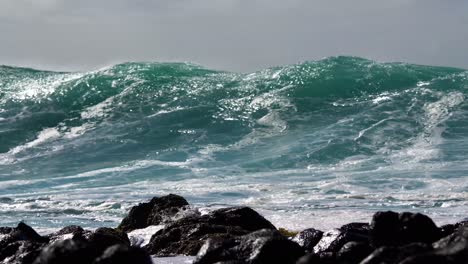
[[146, 222, 248, 256], [0, 223, 48, 263], [439, 224, 456, 239], [404, 225, 468, 264], [295, 252, 335, 264], [336, 241, 373, 264], [313, 223, 370, 253], [34, 227, 131, 264], [93, 245, 152, 264], [399, 212, 441, 244], [195, 229, 304, 264], [370, 211, 441, 247], [85, 227, 130, 254], [9, 222, 49, 244], [1, 240, 44, 264], [47, 225, 86, 243], [360, 243, 432, 264], [292, 228, 323, 251], [370, 211, 400, 247], [145, 207, 276, 256], [33, 239, 96, 264], [118, 194, 190, 232], [0, 227, 14, 235]]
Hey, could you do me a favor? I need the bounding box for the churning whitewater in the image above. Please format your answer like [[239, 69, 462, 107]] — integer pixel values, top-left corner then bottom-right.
[[1, 56, 467, 232]]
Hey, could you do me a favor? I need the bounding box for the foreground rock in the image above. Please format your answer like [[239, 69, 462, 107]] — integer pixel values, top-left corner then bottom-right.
[[0, 222, 49, 264], [1, 195, 468, 263], [195, 229, 304, 264], [145, 206, 276, 256], [0, 222, 151, 264], [118, 194, 191, 232]]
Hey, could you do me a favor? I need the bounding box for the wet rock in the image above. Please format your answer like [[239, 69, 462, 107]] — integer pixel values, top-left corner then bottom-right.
[[439, 224, 456, 239], [195, 229, 304, 264], [336, 241, 373, 264], [1, 240, 44, 264], [205, 207, 277, 232], [145, 207, 276, 256], [418, 225, 468, 263], [313, 223, 369, 253], [370, 211, 441, 247], [47, 225, 86, 243], [360, 243, 432, 264], [118, 194, 190, 232], [33, 239, 96, 264], [0, 227, 14, 235], [296, 252, 335, 264], [85, 227, 130, 254], [399, 212, 441, 244], [33, 227, 131, 264], [292, 228, 323, 251], [146, 222, 248, 256], [370, 211, 400, 247], [10, 222, 49, 244], [0, 223, 48, 263], [93, 244, 152, 264]]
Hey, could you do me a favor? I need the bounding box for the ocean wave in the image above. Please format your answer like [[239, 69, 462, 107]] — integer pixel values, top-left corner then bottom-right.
[[1, 56, 467, 229]]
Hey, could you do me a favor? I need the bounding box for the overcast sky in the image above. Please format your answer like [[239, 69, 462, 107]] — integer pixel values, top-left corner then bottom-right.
[[0, 0, 467, 72]]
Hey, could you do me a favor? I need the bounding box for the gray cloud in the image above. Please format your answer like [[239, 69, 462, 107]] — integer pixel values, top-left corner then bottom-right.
[[0, 0, 467, 72]]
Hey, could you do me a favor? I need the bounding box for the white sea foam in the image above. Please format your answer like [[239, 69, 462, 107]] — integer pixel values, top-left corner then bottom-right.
[[128, 225, 165, 247]]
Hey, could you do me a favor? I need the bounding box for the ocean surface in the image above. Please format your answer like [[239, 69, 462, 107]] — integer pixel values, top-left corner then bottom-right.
[[1, 56, 467, 233]]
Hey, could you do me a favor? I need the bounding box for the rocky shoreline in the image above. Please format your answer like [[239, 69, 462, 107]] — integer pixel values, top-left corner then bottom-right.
[[1, 194, 467, 264]]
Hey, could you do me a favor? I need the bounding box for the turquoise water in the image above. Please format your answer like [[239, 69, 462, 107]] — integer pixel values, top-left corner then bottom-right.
[[1, 56, 467, 231]]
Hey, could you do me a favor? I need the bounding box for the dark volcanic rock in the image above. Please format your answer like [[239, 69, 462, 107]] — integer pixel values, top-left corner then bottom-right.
[[46, 225, 86, 243], [118, 194, 190, 232], [370, 211, 400, 247], [370, 211, 441, 247], [292, 228, 324, 251], [10, 222, 49, 244], [195, 229, 304, 264], [0, 223, 49, 263], [336, 241, 373, 264], [35, 228, 131, 264], [360, 243, 432, 264], [93, 245, 152, 264], [313, 223, 370, 253], [399, 212, 441, 244], [406, 225, 468, 264], [85, 227, 130, 254], [145, 206, 276, 256], [33, 239, 96, 264], [296, 252, 336, 264], [1, 240, 44, 264]]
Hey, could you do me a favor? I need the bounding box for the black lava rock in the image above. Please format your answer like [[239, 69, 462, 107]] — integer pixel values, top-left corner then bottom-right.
[[0, 223, 49, 263], [33, 239, 96, 264], [93, 245, 152, 264], [292, 228, 324, 251], [370, 211, 400, 247], [370, 211, 441, 247], [118, 194, 190, 232], [361, 243, 432, 264], [10, 222, 49, 244], [314, 223, 370, 253], [145, 206, 276, 256], [1, 241, 44, 264], [336, 241, 373, 264], [296, 252, 336, 264], [85, 227, 130, 255], [195, 229, 304, 264], [46, 225, 86, 243]]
